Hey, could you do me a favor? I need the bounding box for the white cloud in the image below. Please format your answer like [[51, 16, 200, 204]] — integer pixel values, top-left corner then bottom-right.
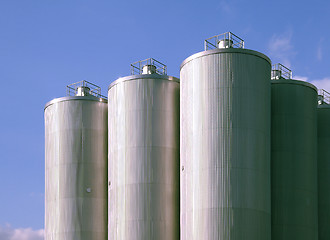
[[268, 30, 295, 68], [0, 225, 44, 240], [310, 77, 330, 92], [290, 75, 330, 92], [293, 75, 308, 81]]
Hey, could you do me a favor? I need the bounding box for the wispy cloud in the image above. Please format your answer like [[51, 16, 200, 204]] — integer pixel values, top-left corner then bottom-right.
[[268, 30, 295, 68], [292, 75, 330, 91], [293, 75, 308, 81], [317, 38, 324, 61], [310, 77, 330, 91], [0, 225, 44, 240], [218, 0, 234, 14]]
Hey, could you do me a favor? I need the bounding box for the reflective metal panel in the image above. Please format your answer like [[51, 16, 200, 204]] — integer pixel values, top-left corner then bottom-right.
[[271, 80, 318, 240], [180, 48, 271, 240], [317, 104, 330, 240], [108, 74, 180, 240], [44, 96, 108, 240]]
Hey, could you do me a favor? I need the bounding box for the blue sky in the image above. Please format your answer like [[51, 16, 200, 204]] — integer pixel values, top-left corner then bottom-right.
[[0, 0, 329, 239]]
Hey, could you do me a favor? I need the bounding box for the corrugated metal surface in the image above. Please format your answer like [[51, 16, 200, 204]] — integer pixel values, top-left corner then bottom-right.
[[317, 104, 330, 240], [108, 74, 180, 240], [271, 80, 318, 240], [180, 48, 271, 240], [44, 96, 108, 240]]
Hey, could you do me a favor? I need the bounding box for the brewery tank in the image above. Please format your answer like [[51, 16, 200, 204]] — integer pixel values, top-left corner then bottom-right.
[[180, 32, 271, 240], [271, 71, 318, 240], [317, 89, 330, 240], [44, 81, 108, 240], [108, 58, 180, 240]]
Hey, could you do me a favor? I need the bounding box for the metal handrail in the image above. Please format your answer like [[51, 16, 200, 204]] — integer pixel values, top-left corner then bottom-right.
[[271, 63, 292, 80], [204, 32, 245, 50], [130, 58, 167, 75], [66, 80, 107, 98], [318, 89, 330, 105]]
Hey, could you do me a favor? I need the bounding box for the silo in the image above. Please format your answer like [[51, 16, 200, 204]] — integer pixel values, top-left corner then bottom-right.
[[180, 32, 271, 240], [44, 81, 108, 240], [271, 65, 318, 240], [108, 58, 180, 240], [317, 89, 330, 240]]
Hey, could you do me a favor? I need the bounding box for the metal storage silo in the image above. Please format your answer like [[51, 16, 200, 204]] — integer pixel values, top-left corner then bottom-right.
[[271, 65, 318, 240], [180, 32, 271, 240], [44, 80, 108, 240], [108, 58, 180, 240], [317, 89, 330, 240]]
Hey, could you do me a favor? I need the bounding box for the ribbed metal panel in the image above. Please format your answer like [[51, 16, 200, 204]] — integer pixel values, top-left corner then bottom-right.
[[108, 74, 180, 240], [317, 104, 330, 240], [44, 96, 108, 240], [180, 48, 271, 240], [271, 80, 318, 240]]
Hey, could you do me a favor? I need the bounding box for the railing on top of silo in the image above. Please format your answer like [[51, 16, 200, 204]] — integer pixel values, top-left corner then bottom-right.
[[271, 63, 292, 80], [318, 89, 330, 105], [130, 58, 167, 75], [204, 32, 245, 50], [66, 80, 107, 99]]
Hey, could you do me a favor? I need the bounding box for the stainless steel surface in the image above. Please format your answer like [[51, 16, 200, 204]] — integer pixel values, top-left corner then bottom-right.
[[271, 79, 318, 240], [180, 48, 270, 69], [180, 48, 271, 240], [45, 96, 107, 109], [44, 96, 108, 240], [317, 104, 330, 240], [108, 74, 180, 240], [108, 74, 179, 90]]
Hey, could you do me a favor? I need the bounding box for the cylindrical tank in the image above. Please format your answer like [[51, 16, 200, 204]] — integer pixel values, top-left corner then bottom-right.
[[317, 103, 330, 240], [180, 48, 271, 239], [271, 79, 318, 240], [108, 73, 180, 239], [44, 94, 108, 240]]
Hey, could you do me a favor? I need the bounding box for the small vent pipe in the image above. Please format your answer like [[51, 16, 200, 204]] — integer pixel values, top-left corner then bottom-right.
[[218, 39, 233, 48], [76, 86, 90, 96], [142, 64, 157, 74]]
